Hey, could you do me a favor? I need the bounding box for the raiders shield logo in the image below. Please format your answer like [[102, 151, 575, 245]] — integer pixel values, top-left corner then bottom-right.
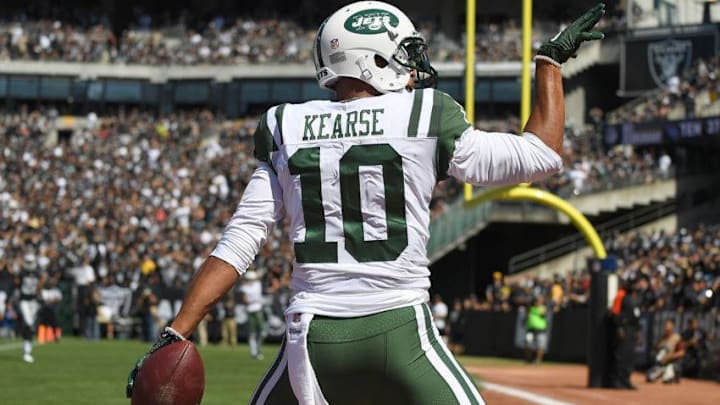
[[647, 39, 692, 88]]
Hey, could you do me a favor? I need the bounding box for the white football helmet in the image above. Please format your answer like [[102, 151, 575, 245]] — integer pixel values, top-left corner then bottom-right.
[[313, 1, 437, 94]]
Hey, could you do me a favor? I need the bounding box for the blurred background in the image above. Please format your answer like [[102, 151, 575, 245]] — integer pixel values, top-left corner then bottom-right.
[[0, 0, 719, 393]]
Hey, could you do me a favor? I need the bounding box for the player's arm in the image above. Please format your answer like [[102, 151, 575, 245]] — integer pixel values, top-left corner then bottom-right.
[[526, 2, 605, 153], [172, 159, 285, 338], [127, 110, 284, 397], [663, 341, 686, 364], [444, 3, 605, 185], [126, 162, 283, 397], [167, 257, 238, 337]]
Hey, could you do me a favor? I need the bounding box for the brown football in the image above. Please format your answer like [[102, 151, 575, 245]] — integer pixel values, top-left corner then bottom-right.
[[131, 341, 205, 405]]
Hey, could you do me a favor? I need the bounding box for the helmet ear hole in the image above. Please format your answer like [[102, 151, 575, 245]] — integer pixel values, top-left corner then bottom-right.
[[374, 54, 389, 68]]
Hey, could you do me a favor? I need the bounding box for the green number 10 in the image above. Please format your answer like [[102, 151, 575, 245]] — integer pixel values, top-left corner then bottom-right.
[[288, 144, 408, 263]]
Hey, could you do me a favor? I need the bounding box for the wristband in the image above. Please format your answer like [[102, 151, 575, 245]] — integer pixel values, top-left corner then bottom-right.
[[163, 326, 187, 341], [534, 55, 562, 69]]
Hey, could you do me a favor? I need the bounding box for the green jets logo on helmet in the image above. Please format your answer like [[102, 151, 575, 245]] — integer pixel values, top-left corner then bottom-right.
[[344, 9, 399, 35]]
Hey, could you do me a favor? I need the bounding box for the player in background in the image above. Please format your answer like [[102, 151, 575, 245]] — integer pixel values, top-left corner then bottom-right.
[[646, 319, 685, 384], [431, 294, 449, 340], [0, 289, 8, 338], [127, 2, 605, 403], [17, 253, 45, 363], [241, 270, 266, 360]]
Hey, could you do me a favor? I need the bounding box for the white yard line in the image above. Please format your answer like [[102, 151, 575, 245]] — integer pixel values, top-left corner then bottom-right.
[[483, 381, 577, 405]]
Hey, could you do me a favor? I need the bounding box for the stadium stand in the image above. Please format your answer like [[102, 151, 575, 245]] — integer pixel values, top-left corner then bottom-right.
[[474, 224, 720, 313], [0, 16, 618, 65], [608, 56, 720, 124], [0, 105, 686, 343], [0, 3, 717, 389]]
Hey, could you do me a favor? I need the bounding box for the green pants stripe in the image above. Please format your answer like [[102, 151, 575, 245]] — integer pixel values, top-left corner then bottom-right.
[[418, 304, 484, 405], [248, 304, 484, 405]]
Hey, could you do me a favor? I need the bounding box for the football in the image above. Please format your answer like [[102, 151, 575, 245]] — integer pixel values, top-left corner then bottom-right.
[[131, 341, 205, 405]]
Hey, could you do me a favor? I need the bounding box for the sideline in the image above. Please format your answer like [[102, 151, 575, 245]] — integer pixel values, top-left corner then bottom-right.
[[483, 381, 576, 405], [0, 342, 23, 352]]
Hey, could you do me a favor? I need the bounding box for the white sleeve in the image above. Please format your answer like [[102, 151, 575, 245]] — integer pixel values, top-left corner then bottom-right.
[[210, 162, 284, 275], [447, 130, 563, 186]]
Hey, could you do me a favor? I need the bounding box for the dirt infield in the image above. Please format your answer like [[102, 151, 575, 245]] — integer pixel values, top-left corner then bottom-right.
[[467, 364, 720, 405]]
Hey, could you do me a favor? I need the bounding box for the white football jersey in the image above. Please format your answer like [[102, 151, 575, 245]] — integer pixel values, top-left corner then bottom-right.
[[211, 88, 562, 317], [241, 280, 264, 313]]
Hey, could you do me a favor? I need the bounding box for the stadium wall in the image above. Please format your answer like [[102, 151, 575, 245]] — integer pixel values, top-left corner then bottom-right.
[[462, 307, 719, 379]]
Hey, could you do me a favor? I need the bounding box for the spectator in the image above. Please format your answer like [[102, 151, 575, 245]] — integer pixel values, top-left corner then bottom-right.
[[97, 276, 132, 339], [221, 293, 237, 346], [448, 298, 466, 354], [646, 319, 685, 384], [550, 274, 564, 311], [681, 318, 707, 378], [659, 152, 672, 179], [525, 295, 548, 363], [82, 286, 101, 340], [486, 271, 510, 312], [609, 275, 643, 390], [138, 289, 159, 342]]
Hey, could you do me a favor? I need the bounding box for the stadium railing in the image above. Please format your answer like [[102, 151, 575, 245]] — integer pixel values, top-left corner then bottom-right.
[[507, 199, 677, 274], [0, 60, 526, 81], [548, 166, 675, 199], [427, 197, 491, 263]]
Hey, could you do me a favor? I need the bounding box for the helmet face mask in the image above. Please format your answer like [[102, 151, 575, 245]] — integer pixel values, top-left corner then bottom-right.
[[392, 37, 438, 89], [314, 1, 437, 94]]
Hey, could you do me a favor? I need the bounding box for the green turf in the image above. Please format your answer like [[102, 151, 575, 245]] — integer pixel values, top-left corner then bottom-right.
[[0, 338, 277, 405], [0, 338, 495, 404]]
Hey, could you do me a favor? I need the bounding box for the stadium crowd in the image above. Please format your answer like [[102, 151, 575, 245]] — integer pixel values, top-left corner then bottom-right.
[[0, 106, 294, 341], [608, 56, 720, 124], [0, 108, 689, 350], [537, 130, 673, 198], [0, 13, 627, 66], [442, 224, 720, 374], [475, 225, 720, 314]]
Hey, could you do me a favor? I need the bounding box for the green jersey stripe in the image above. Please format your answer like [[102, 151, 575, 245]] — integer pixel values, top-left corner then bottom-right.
[[407, 90, 424, 137], [253, 112, 279, 174], [428, 90, 472, 180], [427, 90, 443, 138], [274, 103, 287, 146]]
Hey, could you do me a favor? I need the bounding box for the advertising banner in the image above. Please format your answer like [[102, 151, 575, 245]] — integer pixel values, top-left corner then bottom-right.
[[620, 25, 718, 95]]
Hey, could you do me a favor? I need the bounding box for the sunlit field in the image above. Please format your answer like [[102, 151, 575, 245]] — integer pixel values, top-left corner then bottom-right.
[[0, 338, 517, 405]]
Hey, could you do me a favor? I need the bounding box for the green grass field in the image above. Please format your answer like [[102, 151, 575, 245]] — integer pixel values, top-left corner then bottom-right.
[[0, 338, 520, 405]]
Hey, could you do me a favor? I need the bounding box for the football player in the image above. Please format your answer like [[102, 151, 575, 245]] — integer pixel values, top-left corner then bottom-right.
[[17, 253, 45, 363], [127, 2, 605, 404], [240, 271, 266, 360]]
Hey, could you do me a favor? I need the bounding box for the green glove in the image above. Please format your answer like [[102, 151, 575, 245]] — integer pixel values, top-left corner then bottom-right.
[[537, 2, 606, 66], [125, 326, 186, 398]]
